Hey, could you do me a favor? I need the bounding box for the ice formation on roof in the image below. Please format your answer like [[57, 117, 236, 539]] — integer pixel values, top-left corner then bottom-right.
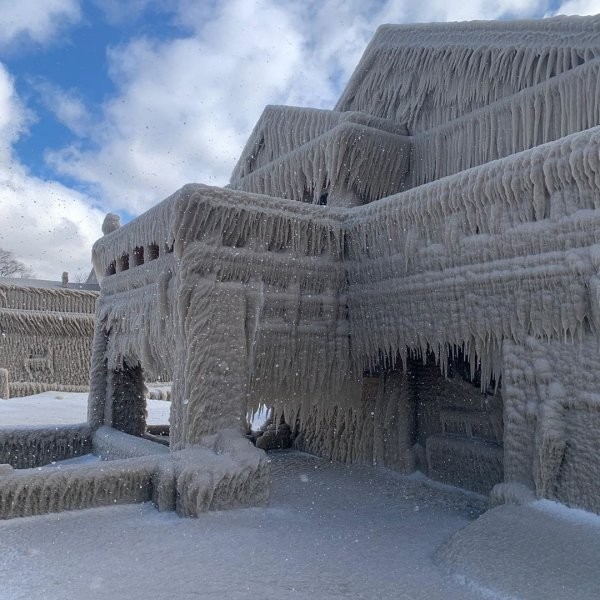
[[336, 18, 600, 131], [3, 15, 600, 520]]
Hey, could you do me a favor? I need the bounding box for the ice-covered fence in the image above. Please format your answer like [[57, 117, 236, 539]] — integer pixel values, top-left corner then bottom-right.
[[0, 424, 92, 469]]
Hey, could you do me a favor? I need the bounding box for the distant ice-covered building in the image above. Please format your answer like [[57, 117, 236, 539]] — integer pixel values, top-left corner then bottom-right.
[[0, 277, 98, 398], [1, 15, 600, 518]]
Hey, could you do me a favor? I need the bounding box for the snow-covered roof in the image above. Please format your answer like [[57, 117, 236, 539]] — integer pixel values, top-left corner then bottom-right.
[[0, 277, 99, 293], [336, 16, 600, 132]]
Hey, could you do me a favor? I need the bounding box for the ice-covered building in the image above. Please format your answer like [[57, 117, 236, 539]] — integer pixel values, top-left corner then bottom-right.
[[0, 278, 98, 399], [2, 15, 600, 519]]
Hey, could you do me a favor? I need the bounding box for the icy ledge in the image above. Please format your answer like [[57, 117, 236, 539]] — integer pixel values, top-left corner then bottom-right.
[[0, 427, 270, 520]]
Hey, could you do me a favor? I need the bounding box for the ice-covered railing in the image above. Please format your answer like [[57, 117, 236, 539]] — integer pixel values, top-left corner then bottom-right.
[[92, 196, 176, 282], [336, 17, 600, 132], [170, 184, 346, 256], [0, 424, 92, 469], [0, 429, 271, 519], [93, 184, 348, 282], [230, 105, 408, 182], [7, 382, 88, 396], [344, 126, 600, 384], [410, 57, 600, 186]]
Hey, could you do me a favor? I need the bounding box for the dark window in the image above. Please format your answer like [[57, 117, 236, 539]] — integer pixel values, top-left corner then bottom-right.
[[132, 246, 144, 266], [147, 244, 160, 260]]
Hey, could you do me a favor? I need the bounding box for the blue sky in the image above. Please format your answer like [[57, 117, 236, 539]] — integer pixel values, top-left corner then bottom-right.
[[0, 0, 597, 279]]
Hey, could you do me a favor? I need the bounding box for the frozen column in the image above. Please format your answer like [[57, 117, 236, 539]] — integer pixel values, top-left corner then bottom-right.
[[0, 369, 8, 399], [171, 277, 249, 449]]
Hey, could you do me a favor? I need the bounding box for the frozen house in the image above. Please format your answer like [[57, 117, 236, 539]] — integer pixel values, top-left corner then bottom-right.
[[0, 277, 98, 399], [2, 15, 600, 518]]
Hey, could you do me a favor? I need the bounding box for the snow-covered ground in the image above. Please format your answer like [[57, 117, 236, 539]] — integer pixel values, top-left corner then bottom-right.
[[1, 394, 598, 599], [0, 391, 170, 426], [437, 501, 600, 600], [0, 451, 488, 600]]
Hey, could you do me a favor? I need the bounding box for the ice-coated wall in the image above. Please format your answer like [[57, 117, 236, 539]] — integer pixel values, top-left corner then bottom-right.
[[502, 335, 600, 513]]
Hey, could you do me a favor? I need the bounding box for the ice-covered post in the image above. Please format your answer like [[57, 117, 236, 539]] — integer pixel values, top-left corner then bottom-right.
[[0, 369, 9, 399], [170, 274, 250, 449], [102, 213, 121, 235]]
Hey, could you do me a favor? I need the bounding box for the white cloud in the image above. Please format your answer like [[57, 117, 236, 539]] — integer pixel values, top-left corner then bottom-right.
[[0, 65, 32, 158], [29, 79, 91, 137], [554, 0, 600, 14], [0, 167, 104, 281], [92, 0, 177, 24], [0, 0, 81, 48], [0, 63, 102, 280], [48, 0, 305, 213], [402, 0, 545, 22]]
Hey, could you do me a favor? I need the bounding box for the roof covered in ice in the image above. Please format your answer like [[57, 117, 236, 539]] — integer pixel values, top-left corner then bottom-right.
[[0, 277, 99, 293], [335, 16, 600, 132]]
